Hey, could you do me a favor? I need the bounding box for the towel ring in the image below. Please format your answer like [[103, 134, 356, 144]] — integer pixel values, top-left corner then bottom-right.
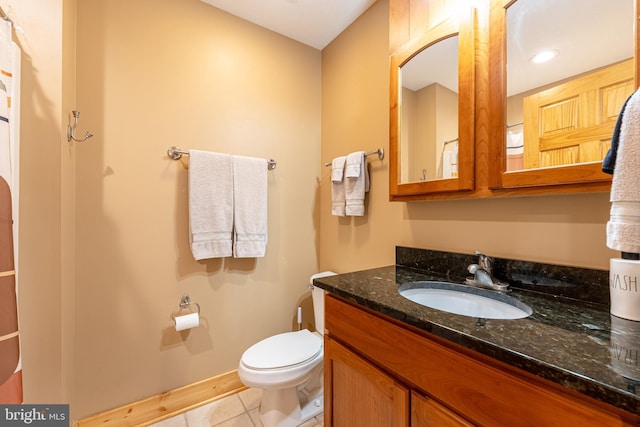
[[178, 294, 200, 315]]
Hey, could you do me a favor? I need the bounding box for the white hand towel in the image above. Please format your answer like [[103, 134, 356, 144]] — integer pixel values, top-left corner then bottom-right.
[[188, 150, 233, 260], [331, 156, 346, 217], [607, 88, 640, 254], [345, 151, 369, 216], [345, 151, 364, 178], [233, 155, 268, 258]]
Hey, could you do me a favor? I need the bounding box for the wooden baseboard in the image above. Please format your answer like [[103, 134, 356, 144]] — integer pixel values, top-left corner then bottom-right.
[[77, 370, 246, 427]]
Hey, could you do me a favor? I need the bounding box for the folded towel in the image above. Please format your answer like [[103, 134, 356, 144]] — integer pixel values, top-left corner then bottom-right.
[[607, 88, 640, 254], [608, 202, 640, 253], [603, 93, 633, 174], [189, 150, 233, 260], [233, 155, 268, 258], [345, 151, 364, 178], [331, 156, 346, 217], [331, 156, 346, 182], [345, 151, 369, 216]]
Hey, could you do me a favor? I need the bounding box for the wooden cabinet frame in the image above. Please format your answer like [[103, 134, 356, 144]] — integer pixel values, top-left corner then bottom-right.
[[388, 0, 640, 200], [389, 9, 476, 199]]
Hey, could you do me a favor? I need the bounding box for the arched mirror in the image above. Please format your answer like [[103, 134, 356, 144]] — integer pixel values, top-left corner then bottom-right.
[[389, 10, 475, 199], [489, 0, 638, 190]]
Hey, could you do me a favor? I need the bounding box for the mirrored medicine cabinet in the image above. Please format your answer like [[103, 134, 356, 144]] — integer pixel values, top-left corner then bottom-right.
[[389, 8, 475, 198], [389, 0, 640, 200], [489, 0, 638, 191]]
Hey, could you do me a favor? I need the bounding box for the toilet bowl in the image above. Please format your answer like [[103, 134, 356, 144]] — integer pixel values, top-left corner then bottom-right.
[[237, 272, 336, 427]]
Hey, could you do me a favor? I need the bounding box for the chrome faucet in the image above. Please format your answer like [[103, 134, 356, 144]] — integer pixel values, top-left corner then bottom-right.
[[465, 251, 509, 291]]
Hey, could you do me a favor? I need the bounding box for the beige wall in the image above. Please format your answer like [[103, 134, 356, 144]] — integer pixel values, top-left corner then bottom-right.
[[74, 0, 320, 419], [319, 0, 617, 274], [320, 1, 403, 271]]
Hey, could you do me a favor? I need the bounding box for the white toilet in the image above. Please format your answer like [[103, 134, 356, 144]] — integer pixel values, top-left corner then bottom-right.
[[238, 272, 336, 427]]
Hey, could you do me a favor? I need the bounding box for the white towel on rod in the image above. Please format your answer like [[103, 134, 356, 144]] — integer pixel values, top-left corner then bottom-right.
[[188, 150, 233, 260], [233, 155, 268, 258], [607, 88, 640, 253], [345, 151, 363, 178], [331, 156, 346, 216], [345, 151, 369, 216]]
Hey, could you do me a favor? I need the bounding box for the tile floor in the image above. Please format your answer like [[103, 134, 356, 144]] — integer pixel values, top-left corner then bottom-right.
[[149, 387, 324, 427]]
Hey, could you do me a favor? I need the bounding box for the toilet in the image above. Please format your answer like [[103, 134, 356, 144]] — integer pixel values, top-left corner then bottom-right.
[[238, 272, 336, 427]]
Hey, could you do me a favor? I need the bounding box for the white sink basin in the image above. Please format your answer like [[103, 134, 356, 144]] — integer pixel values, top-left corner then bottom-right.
[[398, 281, 532, 320]]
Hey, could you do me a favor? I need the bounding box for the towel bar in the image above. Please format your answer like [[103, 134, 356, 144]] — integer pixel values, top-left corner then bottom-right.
[[324, 147, 384, 167], [167, 146, 277, 170]]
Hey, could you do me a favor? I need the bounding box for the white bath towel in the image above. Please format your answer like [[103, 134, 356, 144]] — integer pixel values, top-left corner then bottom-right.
[[345, 151, 369, 216], [188, 150, 233, 260], [607, 88, 640, 254], [331, 156, 346, 217], [233, 155, 268, 258]]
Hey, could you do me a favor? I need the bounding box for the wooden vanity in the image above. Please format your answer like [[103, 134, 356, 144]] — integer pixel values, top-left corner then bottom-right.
[[324, 294, 639, 426], [313, 249, 640, 427]]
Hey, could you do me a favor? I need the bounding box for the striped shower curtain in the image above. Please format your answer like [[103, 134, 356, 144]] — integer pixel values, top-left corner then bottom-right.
[[0, 17, 22, 404]]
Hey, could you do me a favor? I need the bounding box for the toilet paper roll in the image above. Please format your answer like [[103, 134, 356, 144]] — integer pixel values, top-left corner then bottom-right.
[[610, 258, 640, 321], [174, 312, 199, 331]]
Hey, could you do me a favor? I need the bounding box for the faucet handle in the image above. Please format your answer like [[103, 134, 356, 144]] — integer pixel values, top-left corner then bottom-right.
[[474, 251, 492, 271]]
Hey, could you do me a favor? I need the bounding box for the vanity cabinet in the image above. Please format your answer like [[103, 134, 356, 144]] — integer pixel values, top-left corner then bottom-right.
[[411, 391, 474, 427], [326, 336, 471, 427], [323, 294, 639, 426], [325, 336, 409, 426]]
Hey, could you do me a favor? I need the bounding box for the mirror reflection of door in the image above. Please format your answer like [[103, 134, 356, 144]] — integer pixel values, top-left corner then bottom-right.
[[505, 0, 634, 172], [400, 35, 459, 184]]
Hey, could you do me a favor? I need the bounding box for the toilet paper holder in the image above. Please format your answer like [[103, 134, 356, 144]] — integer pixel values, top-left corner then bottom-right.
[[172, 294, 200, 319]]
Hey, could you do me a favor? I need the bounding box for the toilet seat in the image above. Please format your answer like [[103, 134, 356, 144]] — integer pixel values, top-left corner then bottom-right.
[[242, 329, 322, 370]]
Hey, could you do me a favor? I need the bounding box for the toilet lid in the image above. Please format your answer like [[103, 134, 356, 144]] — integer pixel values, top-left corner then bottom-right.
[[242, 329, 322, 370]]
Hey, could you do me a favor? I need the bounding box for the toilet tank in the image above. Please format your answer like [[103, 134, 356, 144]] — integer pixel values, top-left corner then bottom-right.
[[310, 271, 337, 335]]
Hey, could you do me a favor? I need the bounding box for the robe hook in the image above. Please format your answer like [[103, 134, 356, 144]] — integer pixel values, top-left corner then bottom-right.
[[67, 110, 94, 143]]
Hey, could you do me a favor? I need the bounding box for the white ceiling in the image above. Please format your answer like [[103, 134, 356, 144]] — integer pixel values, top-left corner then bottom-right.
[[200, 0, 377, 50]]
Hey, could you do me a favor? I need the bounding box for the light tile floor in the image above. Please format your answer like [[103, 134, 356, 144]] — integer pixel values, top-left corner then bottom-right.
[[149, 388, 324, 427]]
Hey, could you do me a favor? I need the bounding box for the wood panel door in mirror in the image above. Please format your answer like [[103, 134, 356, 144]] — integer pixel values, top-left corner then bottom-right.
[[489, 0, 638, 191]]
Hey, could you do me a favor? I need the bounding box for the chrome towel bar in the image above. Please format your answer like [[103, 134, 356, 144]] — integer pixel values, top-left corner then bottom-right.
[[167, 146, 277, 170], [323, 148, 384, 167]]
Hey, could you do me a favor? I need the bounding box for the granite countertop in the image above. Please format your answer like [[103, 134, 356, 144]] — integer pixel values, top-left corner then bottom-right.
[[313, 264, 640, 416]]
